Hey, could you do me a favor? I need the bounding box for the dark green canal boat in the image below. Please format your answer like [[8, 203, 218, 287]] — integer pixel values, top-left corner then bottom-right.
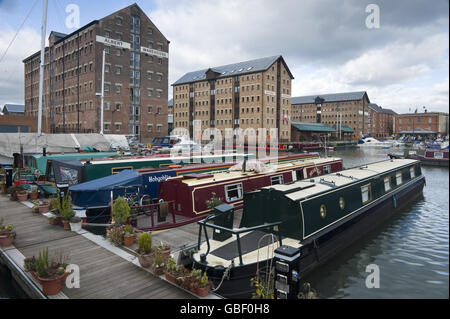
[[191, 158, 426, 299]]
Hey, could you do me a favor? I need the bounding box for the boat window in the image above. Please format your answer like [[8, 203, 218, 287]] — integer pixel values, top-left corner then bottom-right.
[[384, 177, 392, 192], [225, 183, 243, 202], [361, 184, 372, 204], [410, 167, 415, 179], [320, 204, 327, 219], [339, 197, 345, 210], [396, 172, 403, 186], [434, 152, 444, 159], [270, 175, 284, 185], [323, 165, 332, 174]]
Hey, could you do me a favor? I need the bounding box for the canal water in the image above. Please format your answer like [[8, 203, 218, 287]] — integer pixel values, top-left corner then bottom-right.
[[0, 146, 448, 299], [303, 146, 449, 299]]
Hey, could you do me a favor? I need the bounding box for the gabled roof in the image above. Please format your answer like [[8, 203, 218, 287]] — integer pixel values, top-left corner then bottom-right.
[[172, 55, 294, 86], [3, 104, 25, 113], [368, 103, 397, 115], [291, 122, 336, 133], [292, 91, 369, 105]]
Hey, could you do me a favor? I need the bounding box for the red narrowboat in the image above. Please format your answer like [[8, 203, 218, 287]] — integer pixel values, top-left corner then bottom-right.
[[158, 157, 343, 218]]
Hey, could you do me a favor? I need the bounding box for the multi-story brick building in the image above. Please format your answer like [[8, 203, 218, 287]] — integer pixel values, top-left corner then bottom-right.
[[395, 112, 449, 138], [23, 3, 169, 143], [291, 91, 371, 140], [368, 103, 397, 139], [171, 55, 294, 143]]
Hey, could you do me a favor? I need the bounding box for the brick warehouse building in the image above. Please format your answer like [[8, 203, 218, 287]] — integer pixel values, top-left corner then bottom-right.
[[23, 3, 169, 143], [291, 91, 371, 140], [172, 55, 294, 143], [395, 112, 449, 138], [368, 103, 397, 139]]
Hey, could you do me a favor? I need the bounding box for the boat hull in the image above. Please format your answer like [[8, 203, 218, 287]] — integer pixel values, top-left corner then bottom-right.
[[192, 174, 426, 299]]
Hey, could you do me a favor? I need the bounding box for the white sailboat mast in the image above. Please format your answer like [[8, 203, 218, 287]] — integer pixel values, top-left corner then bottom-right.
[[37, 0, 48, 135]]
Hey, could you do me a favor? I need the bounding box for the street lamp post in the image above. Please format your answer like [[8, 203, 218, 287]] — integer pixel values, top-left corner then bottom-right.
[[96, 49, 106, 135]]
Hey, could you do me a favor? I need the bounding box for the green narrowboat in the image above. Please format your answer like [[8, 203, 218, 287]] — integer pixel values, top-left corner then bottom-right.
[[191, 158, 426, 299]]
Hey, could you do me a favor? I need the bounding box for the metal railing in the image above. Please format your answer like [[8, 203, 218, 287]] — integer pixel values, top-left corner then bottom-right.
[[197, 213, 283, 266]]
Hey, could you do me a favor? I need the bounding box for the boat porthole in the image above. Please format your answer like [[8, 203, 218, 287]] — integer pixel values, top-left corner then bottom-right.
[[320, 204, 327, 219], [339, 197, 345, 210]]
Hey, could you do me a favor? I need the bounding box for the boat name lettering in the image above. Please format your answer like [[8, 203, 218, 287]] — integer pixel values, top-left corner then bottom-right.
[[148, 175, 172, 183]]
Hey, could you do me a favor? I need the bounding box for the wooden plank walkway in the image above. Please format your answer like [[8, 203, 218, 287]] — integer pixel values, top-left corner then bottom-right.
[[0, 194, 196, 299]]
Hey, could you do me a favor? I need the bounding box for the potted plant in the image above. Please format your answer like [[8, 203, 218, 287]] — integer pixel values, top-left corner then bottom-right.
[[69, 216, 82, 232], [0, 219, 15, 247], [59, 193, 75, 230], [38, 200, 50, 214], [28, 185, 39, 201], [32, 205, 40, 214], [155, 241, 171, 260], [136, 232, 153, 268], [123, 224, 135, 247], [7, 186, 21, 201], [151, 250, 165, 276], [29, 190, 39, 201], [17, 189, 28, 202], [112, 196, 131, 226], [195, 272, 212, 297], [24, 248, 70, 296], [164, 256, 178, 283], [49, 216, 58, 225], [106, 225, 125, 246]]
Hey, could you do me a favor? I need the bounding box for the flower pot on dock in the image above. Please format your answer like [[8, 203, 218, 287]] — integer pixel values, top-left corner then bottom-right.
[[36, 272, 68, 296], [0, 232, 15, 247], [62, 220, 71, 231], [29, 192, 39, 201], [123, 234, 135, 247], [39, 204, 50, 214], [69, 217, 82, 232], [164, 270, 176, 284], [195, 285, 211, 297], [17, 191, 28, 202], [138, 253, 154, 268]]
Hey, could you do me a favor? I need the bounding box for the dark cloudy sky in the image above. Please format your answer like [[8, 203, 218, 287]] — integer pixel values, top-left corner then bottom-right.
[[0, 0, 448, 114]]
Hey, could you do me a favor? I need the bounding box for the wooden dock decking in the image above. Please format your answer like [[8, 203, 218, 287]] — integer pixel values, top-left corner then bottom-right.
[[0, 194, 198, 299]]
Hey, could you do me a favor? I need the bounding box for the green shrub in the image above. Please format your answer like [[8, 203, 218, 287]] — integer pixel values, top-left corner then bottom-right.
[[138, 232, 152, 254], [113, 196, 130, 225]]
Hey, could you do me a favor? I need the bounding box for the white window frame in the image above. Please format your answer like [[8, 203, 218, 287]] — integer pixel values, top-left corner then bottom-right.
[[225, 183, 243, 202], [410, 167, 415, 178], [384, 177, 392, 192], [323, 165, 332, 174], [361, 184, 372, 204], [270, 175, 284, 185], [396, 172, 403, 186]]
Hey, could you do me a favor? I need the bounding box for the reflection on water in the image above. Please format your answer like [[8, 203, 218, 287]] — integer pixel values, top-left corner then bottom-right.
[[303, 147, 449, 299]]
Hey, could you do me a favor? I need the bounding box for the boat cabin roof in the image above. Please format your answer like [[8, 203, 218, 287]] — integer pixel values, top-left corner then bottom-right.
[[172, 157, 342, 186], [81, 152, 249, 165], [264, 159, 419, 202]]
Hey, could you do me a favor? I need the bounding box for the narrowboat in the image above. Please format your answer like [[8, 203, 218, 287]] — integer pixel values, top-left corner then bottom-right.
[[190, 159, 425, 299], [158, 157, 343, 218], [389, 149, 449, 167], [69, 153, 322, 229], [17, 152, 119, 180], [46, 152, 254, 185], [406, 148, 449, 167]]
